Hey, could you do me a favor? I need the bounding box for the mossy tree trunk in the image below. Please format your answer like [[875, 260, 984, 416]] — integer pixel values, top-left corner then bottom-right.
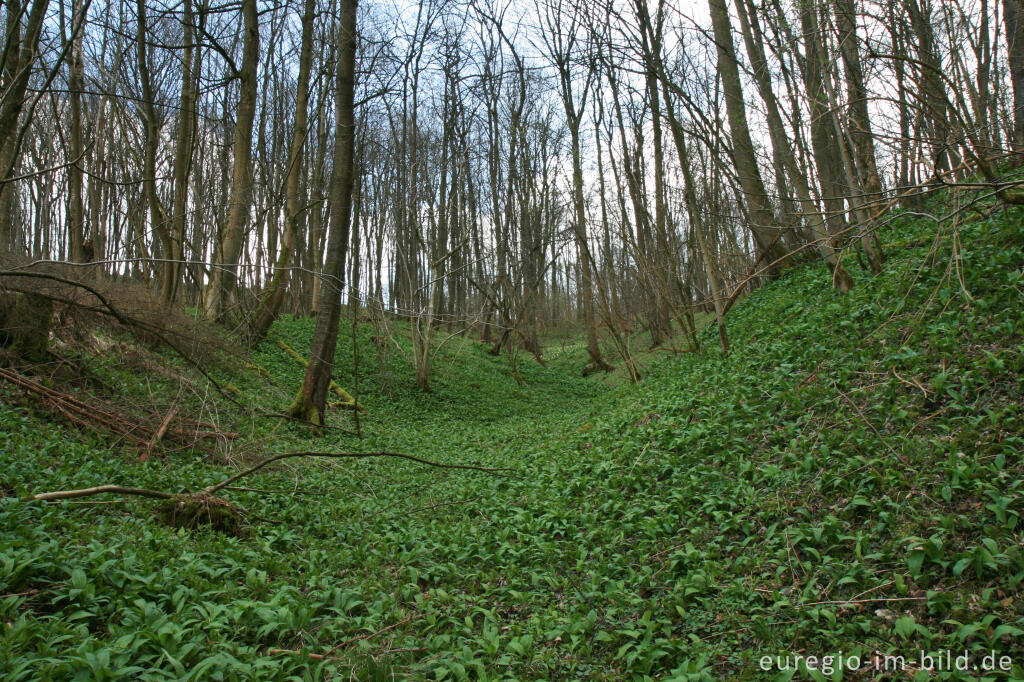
[[288, 0, 358, 426], [0, 292, 53, 362]]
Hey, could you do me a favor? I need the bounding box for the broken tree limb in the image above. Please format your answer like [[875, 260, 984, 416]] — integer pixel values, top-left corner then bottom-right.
[[29, 449, 515, 531], [274, 340, 365, 412], [0, 367, 233, 452], [143, 404, 180, 461], [32, 485, 175, 501]]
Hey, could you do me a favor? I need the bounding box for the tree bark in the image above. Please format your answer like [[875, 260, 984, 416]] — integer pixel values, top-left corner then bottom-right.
[[67, 0, 87, 263], [251, 0, 316, 341], [569, 122, 611, 372], [833, 0, 883, 272], [203, 0, 259, 321], [795, 0, 848, 236], [908, 0, 952, 177], [288, 0, 358, 426], [0, 0, 51, 251], [662, 84, 731, 351], [164, 0, 201, 305], [734, 0, 853, 291], [1005, 0, 1024, 155], [135, 0, 172, 286], [708, 0, 789, 277]]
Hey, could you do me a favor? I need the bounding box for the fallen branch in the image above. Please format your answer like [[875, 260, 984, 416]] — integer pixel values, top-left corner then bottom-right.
[[795, 596, 926, 609], [32, 485, 175, 501], [324, 613, 421, 657], [269, 614, 423, 661], [267, 649, 334, 662], [144, 404, 180, 461], [29, 449, 515, 531], [833, 380, 911, 465], [224, 486, 326, 495], [275, 340, 366, 412], [0, 367, 233, 454]]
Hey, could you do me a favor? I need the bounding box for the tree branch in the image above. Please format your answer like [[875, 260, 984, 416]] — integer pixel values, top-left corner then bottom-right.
[[33, 486, 176, 501]]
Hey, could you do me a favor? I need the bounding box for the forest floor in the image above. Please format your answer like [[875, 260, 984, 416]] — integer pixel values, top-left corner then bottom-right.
[[2, 191, 1024, 680]]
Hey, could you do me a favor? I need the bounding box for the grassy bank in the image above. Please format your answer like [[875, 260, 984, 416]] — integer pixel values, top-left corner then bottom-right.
[[2, 197, 1023, 680]]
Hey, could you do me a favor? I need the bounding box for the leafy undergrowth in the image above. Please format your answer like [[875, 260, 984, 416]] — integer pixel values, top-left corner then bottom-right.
[[2, 197, 1023, 680]]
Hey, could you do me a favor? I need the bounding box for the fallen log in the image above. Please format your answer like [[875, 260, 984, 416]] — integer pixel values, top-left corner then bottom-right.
[[275, 340, 366, 412]]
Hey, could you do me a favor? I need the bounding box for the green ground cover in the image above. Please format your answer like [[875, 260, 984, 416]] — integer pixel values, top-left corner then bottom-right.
[[2, 197, 1023, 680]]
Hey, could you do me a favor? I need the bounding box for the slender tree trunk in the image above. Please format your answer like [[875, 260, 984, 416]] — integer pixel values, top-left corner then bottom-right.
[[734, 0, 853, 291], [708, 0, 789, 277], [0, 0, 51, 251], [569, 122, 611, 373], [251, 0, 316, 340], [833, 0, 884, 271], [635, 0, 674, 345], [67, 0, 87, 263], [135, 0, 173, 290], [1005, 0, 1024, 155], [660, 79, 729, 350], [307, 85, 331, 315], [165, 0, 201, 305], [798, 2, 860, 248], [908, 0, 952, 177], [288, 0, 358, 425], [203, 0, 259, 321]]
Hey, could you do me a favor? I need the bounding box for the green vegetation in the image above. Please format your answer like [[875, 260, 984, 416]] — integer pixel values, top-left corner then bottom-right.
[[2, 202, 1023, 679]]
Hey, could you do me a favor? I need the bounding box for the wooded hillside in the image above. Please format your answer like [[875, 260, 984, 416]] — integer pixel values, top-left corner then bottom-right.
[[2, 0, 1024, 678]]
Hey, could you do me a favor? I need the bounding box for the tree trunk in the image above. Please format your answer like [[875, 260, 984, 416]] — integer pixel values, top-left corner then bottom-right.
[[1005, 0, 1024, 155], [908, 0, 952, 177], [661, 79, 730, 351], [734, 0, 854, 291], [288, 0, 358, 426], [570, 123, 611, 373], [833, 0, 884, 272], [796, 0, 849, 235], [203, 0, 259, 321], [164, 0, 201, 305], [0, 0, 51, 251], [251, 0, 316, 341], [67, 0, 87, 263], [707, 0, 789, 277], [135, 0, 173, 290]]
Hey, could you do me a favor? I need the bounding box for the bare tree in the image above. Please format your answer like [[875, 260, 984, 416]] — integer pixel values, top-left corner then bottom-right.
[[708, 0, 791, 278], [288, 0, 358, 425], [251, 0, 317, 340], [202, 0, 259, 321], [541, 0, 611, 373]]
